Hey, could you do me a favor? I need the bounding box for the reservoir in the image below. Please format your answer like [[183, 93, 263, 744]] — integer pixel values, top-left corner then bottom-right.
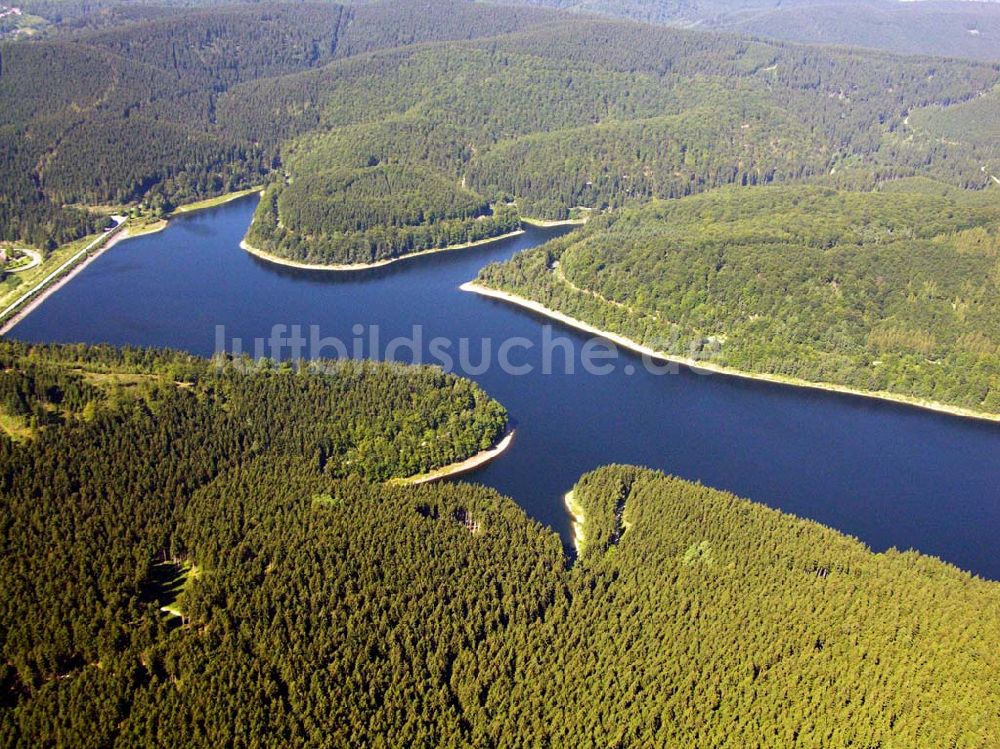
[[9, 196, 1000, 579]]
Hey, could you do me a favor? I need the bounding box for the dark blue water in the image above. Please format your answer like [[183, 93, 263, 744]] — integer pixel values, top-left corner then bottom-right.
[[10, 196, 1000, 578]]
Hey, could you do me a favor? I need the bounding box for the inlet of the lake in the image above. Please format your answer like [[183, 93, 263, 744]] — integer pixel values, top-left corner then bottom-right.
[[10, 195, 1000, 578]]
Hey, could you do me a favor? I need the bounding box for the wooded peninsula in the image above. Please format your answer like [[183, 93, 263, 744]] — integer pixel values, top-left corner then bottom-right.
[[1, 342, 999, 746], [3, 1, 1000, 744]]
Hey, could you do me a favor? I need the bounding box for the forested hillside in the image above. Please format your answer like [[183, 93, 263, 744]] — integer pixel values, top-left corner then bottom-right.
[[239, 13, 999, 263], [498, 0, 1000, 60], [2, 345, 999, 745], [476, 181, 1000, 414], [3, 0, 999, 260], [715, 0, 1000, 61], [6, 3, 1000, 746], [247, 165, 521, 265], [0, 1, 559, 249], [906, 83, 1000, 174], [509, 465, 1000, 746]]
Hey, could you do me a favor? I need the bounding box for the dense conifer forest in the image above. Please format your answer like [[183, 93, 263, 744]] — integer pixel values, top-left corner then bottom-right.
[[2, 0, 999, 259], [17, 0, 1000, 62], [238, 13, 1000, 261], [4, 4, 1000, 742], [476, 181, 1000, 414], [498, 0, 1000, 60], [247, 167, 521, 265], [1, 343, 999, 746], [0, 1, 559, 248]]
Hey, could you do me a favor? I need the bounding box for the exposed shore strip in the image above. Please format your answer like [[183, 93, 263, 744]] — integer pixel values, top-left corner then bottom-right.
[[461, 282, 1000, 425], [520, 216, 588, 228], [0, 222, 130, 335], [240, 229, 526, 272], [391, 430, 515, 485], [1, 188, 265, 335], [117, 188, 266, 241], [171, 187, 263, 215], [564, 489, 586, 554]]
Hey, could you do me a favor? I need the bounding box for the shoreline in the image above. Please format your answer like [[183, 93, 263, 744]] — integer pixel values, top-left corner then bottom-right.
[[239, 228, 526, 272], [390, 430, 515, 485], [121, 188, 266, 240], [520, 216, 588, 228], [461, 282, 1000, 425], [0, 223, 131, 335], [170, 187, 263, 215], [0, 188, 265, 334], [122, 219, 168, 238], [564, 489, 586, 555]]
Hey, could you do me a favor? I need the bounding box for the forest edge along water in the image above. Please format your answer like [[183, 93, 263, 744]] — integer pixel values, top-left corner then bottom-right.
[[240, 229, 527, 272], [6, 193, 1000, 580], [461, 282, 1000, 426], [389, 430, 517, 486]]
